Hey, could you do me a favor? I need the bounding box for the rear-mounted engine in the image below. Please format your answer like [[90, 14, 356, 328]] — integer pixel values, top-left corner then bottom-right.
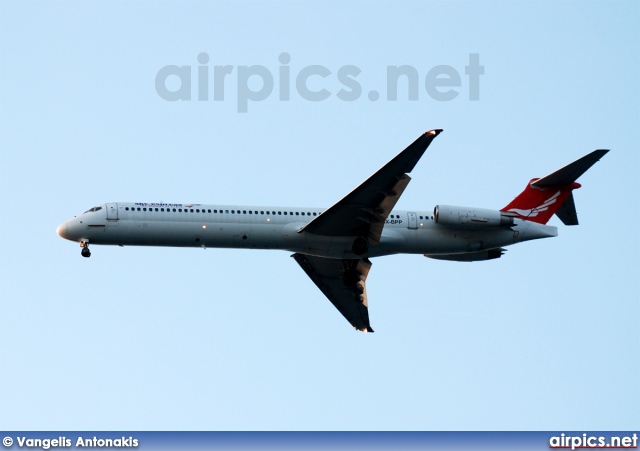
[[434, 205, 515, 228]]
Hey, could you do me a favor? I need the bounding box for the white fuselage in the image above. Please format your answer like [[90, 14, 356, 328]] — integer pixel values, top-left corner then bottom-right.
[[56, 202, 557, 259]]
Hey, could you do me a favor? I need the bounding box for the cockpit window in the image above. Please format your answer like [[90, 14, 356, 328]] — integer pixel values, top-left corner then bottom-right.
[[84, 206, 103, 213]]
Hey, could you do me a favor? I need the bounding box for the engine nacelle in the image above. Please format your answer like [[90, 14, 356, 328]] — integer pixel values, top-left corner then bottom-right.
[[434, 205, 514, 228]]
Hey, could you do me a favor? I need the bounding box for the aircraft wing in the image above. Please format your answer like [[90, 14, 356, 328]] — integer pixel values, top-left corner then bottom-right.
[[299, 129, 443, 244], [292, 253, 374, 332]]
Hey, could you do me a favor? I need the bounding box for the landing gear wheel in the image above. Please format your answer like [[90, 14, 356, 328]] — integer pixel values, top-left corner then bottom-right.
[[81, 247, 91, 258]]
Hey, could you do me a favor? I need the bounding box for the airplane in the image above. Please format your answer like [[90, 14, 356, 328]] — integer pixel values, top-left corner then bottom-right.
[[56, 129, 609, 332]]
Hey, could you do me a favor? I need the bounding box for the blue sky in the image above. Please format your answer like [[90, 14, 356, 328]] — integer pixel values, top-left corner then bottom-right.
[[1, 1, 638, 431]]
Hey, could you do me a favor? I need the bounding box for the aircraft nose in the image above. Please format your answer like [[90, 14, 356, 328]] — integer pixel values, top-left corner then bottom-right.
[[56, 222, 69, 240]]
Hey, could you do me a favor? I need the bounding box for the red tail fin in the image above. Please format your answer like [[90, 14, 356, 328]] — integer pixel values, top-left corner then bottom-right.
[[500, 148, 608, 225], [501, 180, 580, 224]]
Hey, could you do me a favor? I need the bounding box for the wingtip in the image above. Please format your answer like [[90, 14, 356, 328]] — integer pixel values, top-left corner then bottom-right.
[[427, 129, 443, 136]]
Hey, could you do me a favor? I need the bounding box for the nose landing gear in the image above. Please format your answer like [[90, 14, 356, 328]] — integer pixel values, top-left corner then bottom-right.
[[80, 239, 91, 258]]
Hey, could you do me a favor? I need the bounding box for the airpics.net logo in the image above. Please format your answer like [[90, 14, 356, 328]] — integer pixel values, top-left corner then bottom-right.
[[549, 433, 638, 450], [155, 52, 484, 112]]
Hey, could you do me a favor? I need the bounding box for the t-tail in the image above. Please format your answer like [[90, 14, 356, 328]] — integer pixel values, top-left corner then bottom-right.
[[501, 149, 609, 225]]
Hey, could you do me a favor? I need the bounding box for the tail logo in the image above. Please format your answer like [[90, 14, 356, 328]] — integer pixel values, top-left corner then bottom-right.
[[507, 190, 561, 218]]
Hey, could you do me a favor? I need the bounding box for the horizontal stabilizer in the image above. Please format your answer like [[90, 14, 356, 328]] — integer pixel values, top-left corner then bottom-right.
[[532, 149, 609, 187], [554, 192, 578, 225]]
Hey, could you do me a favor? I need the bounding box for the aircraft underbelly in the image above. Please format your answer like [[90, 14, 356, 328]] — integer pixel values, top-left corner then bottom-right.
[[371, 226, 519, 257]]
